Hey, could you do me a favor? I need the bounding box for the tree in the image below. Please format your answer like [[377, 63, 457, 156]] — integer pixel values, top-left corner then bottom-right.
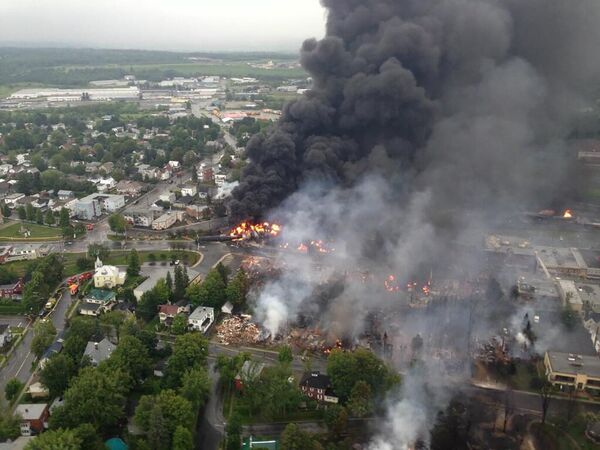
[[50, 367, 127, 432], [4, 378, 24, 403], [136, 279, 170, 321], [44, 209, 56, 226], [39, 354, 77, 398], [87, 243, 110, 261], [173, 266, 186, 302], [172, 425, 194, 450], [186, 268, 226, 308], [17, 205, 26, 220], [108, 213, 127, 233], [59, 208, 70, 228], [105, 335, 151, 386], [171, 314, 188, 335], [166, 270, 173, 294], [216, 262, 229, 284], [31, 320, 56, 359], [127, 248, 141, 276], [2, 203, 11, 218], [73, 423, 105, 450], [348, 381, 373, 417], [538, 379, 554, 425], [327, 348, 399, 402], [165, 333, 209, 388], [325, 405, 348, 439], [35, 208, 44, 224], [278, 345, 293, 365], [225, 412, 242, 450], [226, 269, 249, 307], [134, 390, 194, 449], [280, 423, 317, 450], [180, 366, 211, 410], [430, 400, 470, 450], [26, 203, 35, 221], [0, 411, 20, 441], [24, 428, 82, 450]]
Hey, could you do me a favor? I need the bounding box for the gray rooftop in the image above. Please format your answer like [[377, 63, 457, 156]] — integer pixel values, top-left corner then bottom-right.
[[546, 351, 600, 378], [15, 403, 47, 420], [83, 337, 115, 365]]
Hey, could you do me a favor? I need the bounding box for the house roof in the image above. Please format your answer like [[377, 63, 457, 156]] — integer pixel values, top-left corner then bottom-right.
[[15, 403, 47, 420], [80, 302, 102, 313], [300, 372, 333, 390], [235, 360, 265, 381], [159, 304, 180, 316], [189, 306, 214, 321], [83, 338, 115, 364]]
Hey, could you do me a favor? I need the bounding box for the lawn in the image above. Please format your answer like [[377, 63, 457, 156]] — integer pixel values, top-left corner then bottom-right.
[[0, 222, 62, 241]]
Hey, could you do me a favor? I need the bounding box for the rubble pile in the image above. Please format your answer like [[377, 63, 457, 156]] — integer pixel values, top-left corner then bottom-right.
[[288, 328, 328, 353], [216, 315, 262, 345]]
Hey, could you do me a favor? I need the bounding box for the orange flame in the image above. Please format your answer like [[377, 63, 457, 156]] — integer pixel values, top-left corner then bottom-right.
[[563, 209, 573, 219], [229, 221, 282, 240]]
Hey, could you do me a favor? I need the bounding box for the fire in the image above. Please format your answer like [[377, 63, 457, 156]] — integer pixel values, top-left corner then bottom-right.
[[229, 221, 282, 240], [384, 275, 400, 292], [563, 209, 573, 219]]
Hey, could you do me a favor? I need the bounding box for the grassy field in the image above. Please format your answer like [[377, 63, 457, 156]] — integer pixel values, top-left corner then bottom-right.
[[3, 250, 200, 278], [0, 223, 63, 241]]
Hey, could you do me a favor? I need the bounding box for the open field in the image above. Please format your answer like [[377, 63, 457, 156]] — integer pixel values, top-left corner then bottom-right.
[[0, 223, 62, 241]]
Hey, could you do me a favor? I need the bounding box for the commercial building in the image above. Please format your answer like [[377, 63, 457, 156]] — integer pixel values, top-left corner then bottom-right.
[[152, 212, 179, 230], [74, 194, 125, 219], [544, 351, 600, 391], [133, 267, 200, 301], [188, 306, 214, 333], [10, 87, 140, 101]]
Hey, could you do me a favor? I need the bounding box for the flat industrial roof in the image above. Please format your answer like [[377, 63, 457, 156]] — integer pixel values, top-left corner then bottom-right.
[[546, 351, 600, 378]]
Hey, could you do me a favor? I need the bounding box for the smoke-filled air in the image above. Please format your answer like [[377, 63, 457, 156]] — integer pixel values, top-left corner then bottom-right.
[[229, 0, 600, 448]]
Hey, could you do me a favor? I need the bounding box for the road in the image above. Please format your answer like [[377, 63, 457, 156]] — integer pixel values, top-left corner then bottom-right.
[[0, 288, 75, 405]]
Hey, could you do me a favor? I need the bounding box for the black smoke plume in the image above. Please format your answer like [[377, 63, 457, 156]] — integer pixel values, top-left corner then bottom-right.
[[230, 0, 600, 222]]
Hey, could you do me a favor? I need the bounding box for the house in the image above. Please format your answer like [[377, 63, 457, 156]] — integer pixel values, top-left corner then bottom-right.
[[56, 190, 74, 201], [4, 193, 25, 208], [0, 279, 24, 298], [158, 304, 189, 326], [202, 167, 214, 183], [557, 280, 584, 313], [0, 246, 11, 264], [97, 177, 117, 192], [26, 382, 49, 399], [188, 306, 215, 333], [15, 403, 49, 436], [85, 288, 117, 305], [79, 302, 104, 317], [215, 174, 227, 186], [78, 193, 125, 213], [124, 209, 156, 228], [159, 192, 175, 203], [234, 360, 265, 391], [137, 164, 159, 180], [0, 324, 12, 347], [115, 180, 144, 197], [173, 196, 194, 209], [72, 198, 100, 220], [83, 338, 115, 366], [100, 162, 114, 174], [186, 205, 209, 220], [180, 183, 198, 197], [94, 258, 126, 289], [544, 351, 600, 391], [86, 162, 101, 173], [299, 372, 339, 403], [8, 244, 48, 262]]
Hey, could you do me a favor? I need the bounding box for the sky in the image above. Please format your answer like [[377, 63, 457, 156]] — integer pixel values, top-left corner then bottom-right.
[[0, 0, 327, 52]]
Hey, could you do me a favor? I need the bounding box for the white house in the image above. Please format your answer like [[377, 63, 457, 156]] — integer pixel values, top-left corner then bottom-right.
[[188, 306, 215, 333], [180, 184, 198, 197]]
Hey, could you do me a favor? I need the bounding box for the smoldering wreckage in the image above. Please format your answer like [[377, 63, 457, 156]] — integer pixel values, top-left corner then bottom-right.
[[218, 0, 600, 447]]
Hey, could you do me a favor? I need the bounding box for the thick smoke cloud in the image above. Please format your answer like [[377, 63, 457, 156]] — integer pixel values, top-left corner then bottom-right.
[[229, 0, 600, 447]]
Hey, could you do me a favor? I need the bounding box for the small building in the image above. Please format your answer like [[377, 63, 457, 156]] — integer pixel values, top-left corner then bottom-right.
[[235, 360, 266, 391], [115, 180, 144, 197], [79, 302, 104, 317], [94, 258, 126, 289], [221, 301, 234, 315], [186, 205, 209, 220], [299, 372, 339, 404], [544, 351, 600, 391], [188, 306, 214, 333], [83, 338, 115, 366], [159, 192, 175, 203], [557, 280, 584, 313], [0, 324, 12, 347], [56, 190, 74, 201], [85, 288, 117, 306], [14, 403, 49, 436]]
